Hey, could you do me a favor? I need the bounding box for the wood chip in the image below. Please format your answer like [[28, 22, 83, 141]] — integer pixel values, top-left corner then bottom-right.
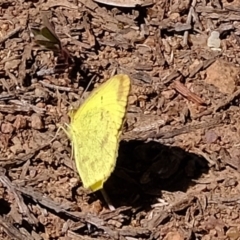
[[93, 0, 154, 7]]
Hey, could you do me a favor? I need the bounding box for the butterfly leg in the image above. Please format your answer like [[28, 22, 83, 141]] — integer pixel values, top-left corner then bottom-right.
[[101, 188, 115, 211]]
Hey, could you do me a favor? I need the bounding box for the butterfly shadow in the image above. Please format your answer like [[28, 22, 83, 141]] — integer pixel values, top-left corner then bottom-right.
[[100, 140, 209, 210]]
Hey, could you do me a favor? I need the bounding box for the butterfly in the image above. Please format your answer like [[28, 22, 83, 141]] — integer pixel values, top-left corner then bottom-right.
[[65, 74, 131, 191]]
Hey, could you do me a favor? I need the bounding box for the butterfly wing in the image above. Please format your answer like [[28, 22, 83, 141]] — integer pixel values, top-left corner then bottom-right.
[[68, 74, 131, 191]]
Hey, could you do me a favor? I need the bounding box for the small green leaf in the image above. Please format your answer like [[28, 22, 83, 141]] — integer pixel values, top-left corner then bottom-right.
[[31, 14, 61, 52]]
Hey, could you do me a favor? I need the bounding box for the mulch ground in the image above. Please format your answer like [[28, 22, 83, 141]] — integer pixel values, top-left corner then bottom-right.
[[1, 0, 240, 239]]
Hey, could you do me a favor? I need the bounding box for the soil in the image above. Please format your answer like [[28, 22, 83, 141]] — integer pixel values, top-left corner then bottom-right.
[[1, 0, 240, 239]]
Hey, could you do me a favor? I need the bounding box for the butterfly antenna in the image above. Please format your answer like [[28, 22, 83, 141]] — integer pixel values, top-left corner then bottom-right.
[[80, 75, 97, 100], [110, 67, 117, 77]]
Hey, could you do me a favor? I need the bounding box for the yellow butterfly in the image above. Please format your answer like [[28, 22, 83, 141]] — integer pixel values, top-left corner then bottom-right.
[[65, 74, 131, 191]]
